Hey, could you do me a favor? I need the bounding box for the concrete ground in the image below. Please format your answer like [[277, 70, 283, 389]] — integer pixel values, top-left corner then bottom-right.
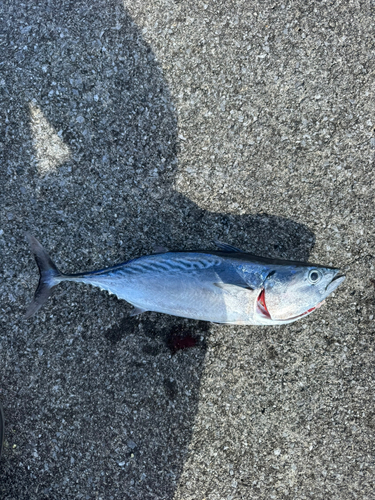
[[1, 0, 374, 498]]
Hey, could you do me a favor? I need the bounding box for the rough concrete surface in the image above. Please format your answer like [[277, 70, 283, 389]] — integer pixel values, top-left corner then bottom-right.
[[0, 0, 374, 498]]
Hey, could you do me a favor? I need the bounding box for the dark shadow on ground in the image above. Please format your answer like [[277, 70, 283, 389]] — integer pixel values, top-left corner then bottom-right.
[[0, 1, 314, 498]]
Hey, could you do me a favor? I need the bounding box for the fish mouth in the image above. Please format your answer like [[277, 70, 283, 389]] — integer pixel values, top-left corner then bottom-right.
[[325, 273, 345, 294]]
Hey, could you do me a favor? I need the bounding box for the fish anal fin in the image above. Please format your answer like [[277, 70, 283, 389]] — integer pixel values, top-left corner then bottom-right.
[[130, 306, 148, 317], [213, 240, 243, 253]]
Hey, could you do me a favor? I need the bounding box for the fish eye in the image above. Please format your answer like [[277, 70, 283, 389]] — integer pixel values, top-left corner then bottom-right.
[[308, 269, 321, 284]]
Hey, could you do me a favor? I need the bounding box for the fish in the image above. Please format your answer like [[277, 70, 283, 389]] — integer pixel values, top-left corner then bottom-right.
[[25, 234, 345, 325]]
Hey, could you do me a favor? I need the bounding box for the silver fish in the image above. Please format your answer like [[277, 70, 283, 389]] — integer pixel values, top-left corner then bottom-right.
[[25, 235, 345, 325]]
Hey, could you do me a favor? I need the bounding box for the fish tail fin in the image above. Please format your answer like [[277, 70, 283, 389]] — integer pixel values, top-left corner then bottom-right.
[[25, 233, 64, 319]]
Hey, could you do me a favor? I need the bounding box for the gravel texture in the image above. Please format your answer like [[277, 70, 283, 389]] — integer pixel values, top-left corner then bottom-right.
[[1, 0, 374, 498]]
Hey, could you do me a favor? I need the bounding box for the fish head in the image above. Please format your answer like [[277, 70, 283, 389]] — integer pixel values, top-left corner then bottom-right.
[[257, 264, 345, 324]]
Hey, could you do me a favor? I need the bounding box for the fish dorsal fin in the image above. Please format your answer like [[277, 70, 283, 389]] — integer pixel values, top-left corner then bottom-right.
[[213, 240, 243, 253]]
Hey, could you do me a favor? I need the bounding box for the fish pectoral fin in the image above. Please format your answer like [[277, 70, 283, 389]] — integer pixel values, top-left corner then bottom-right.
[[213, 283, 254, 293], [129, 306, 148, 317], [214, 268, 255, 291], [213, 240, 243, 253]]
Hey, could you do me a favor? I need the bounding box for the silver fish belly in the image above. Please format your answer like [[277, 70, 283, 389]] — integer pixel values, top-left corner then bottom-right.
[[73, 253, 262, 324], [25, 235, 345, 325]]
